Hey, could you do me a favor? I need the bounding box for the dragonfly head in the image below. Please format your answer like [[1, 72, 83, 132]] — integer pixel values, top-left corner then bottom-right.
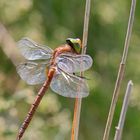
[[66, 38, 82, 54]]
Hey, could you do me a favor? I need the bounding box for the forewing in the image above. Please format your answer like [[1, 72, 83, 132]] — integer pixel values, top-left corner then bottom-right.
[[57, 53, 93, 73], [50, 71, 89, 98], [17, 37, 53, 60], [16, 61, 48, 85]]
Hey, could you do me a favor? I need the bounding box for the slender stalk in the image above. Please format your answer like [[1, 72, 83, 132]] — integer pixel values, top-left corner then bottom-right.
[[0, 23, 22, 65], [114, 80, 133, 140], [103, 0, 136, 140], [71, 0, 91, 140]]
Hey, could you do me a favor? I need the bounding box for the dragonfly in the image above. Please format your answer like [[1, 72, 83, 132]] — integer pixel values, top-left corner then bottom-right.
[[16, 37, 93, 140]]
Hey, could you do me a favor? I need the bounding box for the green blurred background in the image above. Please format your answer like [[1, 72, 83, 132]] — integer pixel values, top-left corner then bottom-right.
[[0, 0, 140, 140]]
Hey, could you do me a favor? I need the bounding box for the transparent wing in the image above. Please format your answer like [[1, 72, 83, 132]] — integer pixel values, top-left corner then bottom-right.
[[16, 61, 49, 85], [50, 71, 89, 98], [17, 37, 53, 60], [57, 53, 93, 73]]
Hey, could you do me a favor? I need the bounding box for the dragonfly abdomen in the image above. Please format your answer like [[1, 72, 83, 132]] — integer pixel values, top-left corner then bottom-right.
[[17, 76, 54, 140]]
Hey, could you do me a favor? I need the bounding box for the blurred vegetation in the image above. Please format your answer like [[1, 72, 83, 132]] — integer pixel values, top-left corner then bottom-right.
[[0, 0, 140, 140]]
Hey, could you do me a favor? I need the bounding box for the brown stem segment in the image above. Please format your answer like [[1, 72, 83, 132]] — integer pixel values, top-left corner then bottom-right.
[[16, 68, 55, 140], [71, 0, 91, 139], [71, 98, 78, 140]]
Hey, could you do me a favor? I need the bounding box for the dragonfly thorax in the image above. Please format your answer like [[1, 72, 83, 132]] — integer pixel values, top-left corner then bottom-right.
[[50, 44, 75, 65]]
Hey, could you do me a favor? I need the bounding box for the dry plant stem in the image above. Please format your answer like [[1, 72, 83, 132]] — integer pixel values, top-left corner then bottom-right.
[[71, 0, 91, 140], [0, 23, 22, 65], [71, 98, 81, 140], [114, 80, 133, 140], [103, 0, 136, 140]]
